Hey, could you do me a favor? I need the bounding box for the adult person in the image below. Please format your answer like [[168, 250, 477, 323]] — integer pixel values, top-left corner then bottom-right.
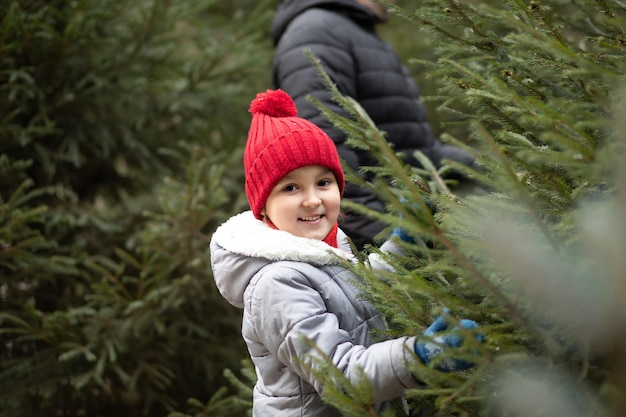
[[271, 0, 476, 250]]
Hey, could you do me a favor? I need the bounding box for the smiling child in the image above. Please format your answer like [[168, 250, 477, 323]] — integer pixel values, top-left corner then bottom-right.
[[209, 89, 480, 417]]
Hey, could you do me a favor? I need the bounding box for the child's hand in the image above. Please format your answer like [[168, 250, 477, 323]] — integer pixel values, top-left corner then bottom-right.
[[414, 310, 484, 372]]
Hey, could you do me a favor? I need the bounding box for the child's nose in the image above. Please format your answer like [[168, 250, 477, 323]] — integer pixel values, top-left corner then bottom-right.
[[302, 189, 322, 207]]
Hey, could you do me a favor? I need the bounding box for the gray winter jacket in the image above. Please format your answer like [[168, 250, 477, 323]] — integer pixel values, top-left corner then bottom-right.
[[210, 211, 420, 416], [271, 0, 474, 249]]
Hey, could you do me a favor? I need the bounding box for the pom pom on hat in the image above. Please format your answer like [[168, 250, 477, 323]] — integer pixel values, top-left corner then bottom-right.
[[244, 89, 345, 219], [249, 89, 297, 118]]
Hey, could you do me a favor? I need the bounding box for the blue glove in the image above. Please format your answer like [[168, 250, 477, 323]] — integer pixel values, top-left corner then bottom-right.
[[390, 198, 436, 244], [391, 226, 414, 243], [414, 311, 484, 372]]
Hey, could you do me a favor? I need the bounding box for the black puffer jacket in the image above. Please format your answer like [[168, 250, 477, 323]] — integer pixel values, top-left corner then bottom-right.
[[271, 0, 473, 249]]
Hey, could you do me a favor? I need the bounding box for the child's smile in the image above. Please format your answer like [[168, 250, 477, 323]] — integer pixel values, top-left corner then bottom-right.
[[299, 215, 323, 222]]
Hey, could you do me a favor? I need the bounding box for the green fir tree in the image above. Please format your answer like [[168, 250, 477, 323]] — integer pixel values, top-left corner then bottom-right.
[[303, 0, 626, 416], [0, 0, 274, 415]]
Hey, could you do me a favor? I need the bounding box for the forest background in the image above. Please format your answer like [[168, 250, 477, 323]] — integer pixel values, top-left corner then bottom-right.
[[1, 0, 625, 416]]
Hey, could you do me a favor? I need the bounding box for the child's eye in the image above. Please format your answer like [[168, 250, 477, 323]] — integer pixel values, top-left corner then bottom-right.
[[318, 178, 332, 187], [282, 184, 298, 192]]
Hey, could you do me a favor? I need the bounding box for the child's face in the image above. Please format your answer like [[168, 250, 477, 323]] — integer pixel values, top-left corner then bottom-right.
[[261, 165, 341, 241]]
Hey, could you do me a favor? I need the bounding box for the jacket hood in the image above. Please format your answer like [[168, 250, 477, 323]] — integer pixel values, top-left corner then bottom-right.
[[271, 0, 376, 45], [210, 211, 355, 308]]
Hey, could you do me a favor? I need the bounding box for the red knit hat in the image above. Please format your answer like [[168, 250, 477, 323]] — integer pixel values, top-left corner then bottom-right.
[[244, 89, 345, 219]]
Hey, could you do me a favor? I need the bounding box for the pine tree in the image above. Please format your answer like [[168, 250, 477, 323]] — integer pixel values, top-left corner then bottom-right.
[[0, 0, 274, 415], [303, 0, 626, 416]]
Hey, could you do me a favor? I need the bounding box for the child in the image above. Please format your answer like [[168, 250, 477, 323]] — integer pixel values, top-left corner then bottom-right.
[[210, 89, 480, 416]]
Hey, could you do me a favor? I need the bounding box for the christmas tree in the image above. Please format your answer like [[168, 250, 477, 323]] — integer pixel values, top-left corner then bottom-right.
[[0, 0, 274, 415], [302, 0, 626, 416]]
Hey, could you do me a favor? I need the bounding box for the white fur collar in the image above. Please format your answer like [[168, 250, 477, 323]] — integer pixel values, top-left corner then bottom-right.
[[212, 211, 355, 265]]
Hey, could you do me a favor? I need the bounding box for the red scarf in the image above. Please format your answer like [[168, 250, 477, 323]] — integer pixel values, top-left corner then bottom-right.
[[323, 223, 339, 248]]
